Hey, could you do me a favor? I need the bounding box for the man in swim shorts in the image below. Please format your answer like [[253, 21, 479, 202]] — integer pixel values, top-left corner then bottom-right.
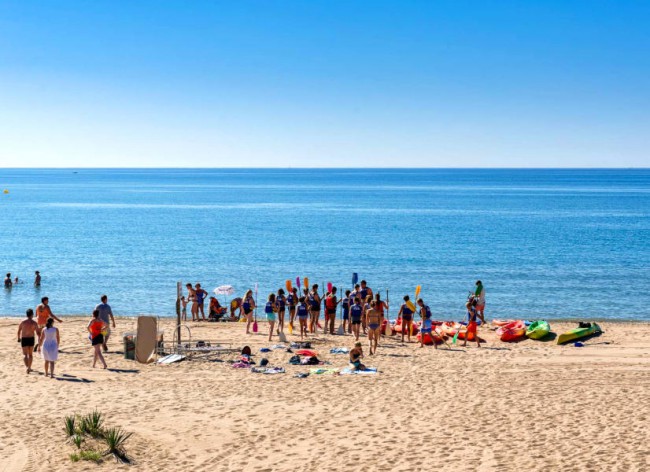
[[95, 295, 116, 352], [35, 297, 62, 352], [17, 308, 38, 374], [365, 300, 382, 355]]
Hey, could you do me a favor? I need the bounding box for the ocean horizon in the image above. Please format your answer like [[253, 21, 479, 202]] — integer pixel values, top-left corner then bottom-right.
[[1, 168, 648, 320]]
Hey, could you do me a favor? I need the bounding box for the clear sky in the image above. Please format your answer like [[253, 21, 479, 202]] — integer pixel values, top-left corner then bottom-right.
[[1, 1, 648, 167]]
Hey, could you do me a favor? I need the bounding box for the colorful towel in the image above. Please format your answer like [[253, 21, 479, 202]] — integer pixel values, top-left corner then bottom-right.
[[309, 368, 339, 375], [340, 367, 378, 375], [251, 367, 285, 374], [329, 348, 349, 354]]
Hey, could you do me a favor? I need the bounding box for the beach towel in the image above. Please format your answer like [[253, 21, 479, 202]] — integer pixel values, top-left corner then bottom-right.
[[340, 367, 378, 375], [295, 349, 318, 357], [309, 368, 339, 375], [157, 354, 185, 364], [329, 348, 349, 354], [232, 361, 251, 368], [290, 342, 311, 349], [251, 367, 285, 374], [135, 316, 158, 364]]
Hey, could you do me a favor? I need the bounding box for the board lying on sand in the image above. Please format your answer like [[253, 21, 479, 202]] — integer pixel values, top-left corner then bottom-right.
[[557, 322, 601, 345]]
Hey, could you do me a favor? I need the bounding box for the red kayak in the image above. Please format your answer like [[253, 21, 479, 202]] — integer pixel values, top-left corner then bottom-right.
[[393, 320, 419, 335], [416, 332, 446, 345], [496, 321, 526, 342]]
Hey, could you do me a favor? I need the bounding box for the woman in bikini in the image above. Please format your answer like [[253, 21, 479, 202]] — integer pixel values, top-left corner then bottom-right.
[[398, 295, 415, 343], [185, 283, 197, 321], [365, 300, 382, 355]]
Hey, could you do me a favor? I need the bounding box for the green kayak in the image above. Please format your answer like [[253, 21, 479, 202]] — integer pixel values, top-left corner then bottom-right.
[[557, 322, 602, 345], [526, 320, 550, 340]]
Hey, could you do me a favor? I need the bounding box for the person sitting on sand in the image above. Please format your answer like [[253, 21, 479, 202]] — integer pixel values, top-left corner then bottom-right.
[[365, 300, 381, 355], [41, 317, 60, 378], [417, 298, 436, 349], [349, 342, 365, 371], [350, 298, 363, 341], [208, 297, 226, 321], [265, 293, 277, 341], [35, 297, 62, 352], [243, 290, 256, 334], [296, 297, 309, 340], [17, 308, 38, 374], [398, 295, 414, 343], [463, 299, 481, 348], [88, 309, 108, 369]]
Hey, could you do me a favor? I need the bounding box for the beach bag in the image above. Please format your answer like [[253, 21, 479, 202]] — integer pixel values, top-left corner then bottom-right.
[[289, 355, 301, 365], [241, 346, 252, 356], [260, 358, 269, 367]]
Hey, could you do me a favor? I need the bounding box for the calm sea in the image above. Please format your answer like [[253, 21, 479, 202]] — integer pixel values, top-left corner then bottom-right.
[[0, 169, 648, 320]]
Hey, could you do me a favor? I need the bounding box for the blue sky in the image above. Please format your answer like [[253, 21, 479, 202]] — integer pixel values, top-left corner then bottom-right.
[[0, 1, 648, 167]]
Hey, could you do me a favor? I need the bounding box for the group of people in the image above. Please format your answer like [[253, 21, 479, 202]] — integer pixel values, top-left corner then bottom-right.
[[16, 294, 116, 377], [180, 282, 229, 322], [4, 271, 41, 288]]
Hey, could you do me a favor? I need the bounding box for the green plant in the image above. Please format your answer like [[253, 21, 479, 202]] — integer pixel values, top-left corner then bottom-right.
[[69, 453, 80, 462], [72, 434, 84, 449], [79, 450, 103, 463], [103, 426, 132, 463], [64, 415, 76, 438], [81, 410, 104, 438]]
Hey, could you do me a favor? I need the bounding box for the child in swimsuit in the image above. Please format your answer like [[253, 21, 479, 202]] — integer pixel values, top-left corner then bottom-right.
[[265, 293, 277, 341], [296, 297, 309, 340], [463, 299, 481, 348], [417, 298, 436, 349]]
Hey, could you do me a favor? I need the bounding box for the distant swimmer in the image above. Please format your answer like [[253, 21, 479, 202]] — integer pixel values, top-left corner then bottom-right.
[[4, 273, 12, 288], [34, 271, 41, 287], [17, 309, 38, 374]]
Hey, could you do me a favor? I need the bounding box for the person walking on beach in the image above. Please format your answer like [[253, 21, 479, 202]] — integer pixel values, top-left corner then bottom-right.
[[296, 297, 309, 340], [41, 318, 60, 378], [474, 280, 486, 324], [417, 298, 436, 349], [34, 271, 41, 287], [88, 309, 108, 368], [398, 295, 414, 343], [350, 297, 363, 340], [17, 309, 38, 374], [35, 297, 62, 352], [4, 273, 12, 288], [325, 287, 339, 335], [349, 342, 365, 371], [185, 283, 197, 321], [95, 295, 115, 352], [463, 299, 481, 348], [308, 284, 321, 333], [243, 289, 256, 334], [265, 293, 277, 341], [276, 289, 286, 333], [366, 301, 381, 355], [195, 283, 208, 321]]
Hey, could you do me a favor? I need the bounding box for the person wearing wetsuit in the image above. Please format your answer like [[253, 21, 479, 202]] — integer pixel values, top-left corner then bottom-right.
[[398, 295, 414, 343], [350, 298, 363, 341], [296, 297, 309, 340], [365, 300, 382, 355], [4, 273, 12, 289], [242, 289, 256, 334]]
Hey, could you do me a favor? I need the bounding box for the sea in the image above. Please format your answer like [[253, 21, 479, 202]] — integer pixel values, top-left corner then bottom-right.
[[0, 168, 648, 320]]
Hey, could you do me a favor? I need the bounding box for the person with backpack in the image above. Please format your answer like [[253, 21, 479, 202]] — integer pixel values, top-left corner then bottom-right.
[[325, 287, 339, 334]]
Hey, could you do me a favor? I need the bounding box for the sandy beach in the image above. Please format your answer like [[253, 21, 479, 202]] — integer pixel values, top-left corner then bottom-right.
[[0, 317, 649, 471]]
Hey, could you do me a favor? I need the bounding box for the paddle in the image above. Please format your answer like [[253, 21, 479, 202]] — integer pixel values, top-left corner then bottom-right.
[[434, 326, 452, 349], [452, 324, 462, 344], [318, 280, 324, 331], [384, 289, 392, 337], [252, 282, 258, 333], [286, 279, 294, 334], [412, 285, 421, 336]]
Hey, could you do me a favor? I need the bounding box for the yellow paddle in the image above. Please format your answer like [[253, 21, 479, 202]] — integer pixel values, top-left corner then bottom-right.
[[412, 285, 421, 335]]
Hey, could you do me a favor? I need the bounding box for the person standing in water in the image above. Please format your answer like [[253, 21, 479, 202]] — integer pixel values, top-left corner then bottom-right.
[[17, 309, 38, 374], [35, 297, 62, 352], [95, 295, 116, 352], [474, 280, 486, 324], [365, 300, 382, 355], [41, 318, 60, 378], [4, 273, 12, 288], [88, 309, 108, 368], [34, 271, 41, 287]]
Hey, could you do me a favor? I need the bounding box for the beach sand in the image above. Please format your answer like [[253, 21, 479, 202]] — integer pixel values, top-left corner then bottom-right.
[[0, 317, 648, 471]]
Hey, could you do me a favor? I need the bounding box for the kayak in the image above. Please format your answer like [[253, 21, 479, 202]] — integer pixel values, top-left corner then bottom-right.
[[557, 322, 602, 345], [492, 319, 515, 327], [416, 332, 446, 345], [439, 322, 479, 341], [393, 321, 419, 335], [526, 320, 551, 340], [497, 320, 526, 342]]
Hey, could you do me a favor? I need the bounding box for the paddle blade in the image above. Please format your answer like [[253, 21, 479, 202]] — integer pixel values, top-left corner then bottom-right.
[[304, 277, 309, 289], [452, 330, 460, 344], [288, 323, 293, 335], [352, 273, 358, 286], [327, 282, 333, 293], [415, 285, 421, 300], [286, 280, 292, 292], [337, 324, 344, 335], [253, 321, 258, 333]]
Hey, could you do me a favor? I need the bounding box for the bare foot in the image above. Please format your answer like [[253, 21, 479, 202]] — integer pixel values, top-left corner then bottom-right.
[[103, 364, 107, 369]]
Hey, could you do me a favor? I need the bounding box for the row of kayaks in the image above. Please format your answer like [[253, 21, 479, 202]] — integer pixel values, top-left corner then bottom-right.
[[493, 319, 602, 344], [383, 318, 602, 345]]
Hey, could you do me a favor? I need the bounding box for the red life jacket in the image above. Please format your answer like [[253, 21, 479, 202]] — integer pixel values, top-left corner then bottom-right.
[[325, 295, 337, 310]]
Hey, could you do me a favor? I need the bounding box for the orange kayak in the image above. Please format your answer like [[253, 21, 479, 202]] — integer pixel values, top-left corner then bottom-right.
[[497, 320, 526, 342]]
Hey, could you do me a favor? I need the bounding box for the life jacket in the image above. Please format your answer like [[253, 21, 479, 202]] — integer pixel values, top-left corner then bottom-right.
[[325, 295, 337, 310], [265, 302, 274, 314], [342, 297, 350, 309], [350, 304, 362, 319], [297, 304, 308, 317]]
